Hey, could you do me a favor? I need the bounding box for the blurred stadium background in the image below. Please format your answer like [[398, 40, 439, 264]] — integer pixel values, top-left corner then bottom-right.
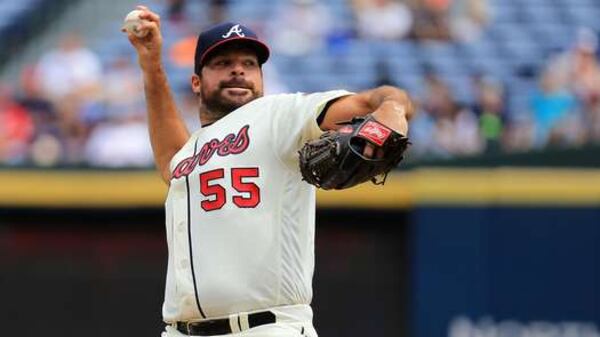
[[1, 0, 600, 336]]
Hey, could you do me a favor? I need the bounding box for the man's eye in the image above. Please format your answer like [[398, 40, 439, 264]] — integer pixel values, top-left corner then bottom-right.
[[244, 60, 257, 67]]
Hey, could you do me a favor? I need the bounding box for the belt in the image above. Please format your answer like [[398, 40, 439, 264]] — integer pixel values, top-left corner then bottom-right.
[[176, 311, 276, 336]]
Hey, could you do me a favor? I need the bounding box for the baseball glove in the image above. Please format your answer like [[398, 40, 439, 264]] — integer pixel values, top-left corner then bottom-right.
[[298, 114, 410, 190]]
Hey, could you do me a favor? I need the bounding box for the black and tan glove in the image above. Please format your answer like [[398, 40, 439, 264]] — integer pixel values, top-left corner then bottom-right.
[[298, 114, 409, 190]]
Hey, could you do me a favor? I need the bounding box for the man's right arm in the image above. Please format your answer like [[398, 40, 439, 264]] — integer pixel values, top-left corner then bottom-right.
[[123, 6, 190, 184], [142, 60, 190, 184]]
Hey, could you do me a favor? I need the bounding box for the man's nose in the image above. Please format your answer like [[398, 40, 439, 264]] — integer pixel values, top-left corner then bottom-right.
[[230, 62, 245, 76]]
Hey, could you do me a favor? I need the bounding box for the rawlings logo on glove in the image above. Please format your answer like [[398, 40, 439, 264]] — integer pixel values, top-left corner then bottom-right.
[[358, 120, 392, 146], [298, 114, 410, 190]]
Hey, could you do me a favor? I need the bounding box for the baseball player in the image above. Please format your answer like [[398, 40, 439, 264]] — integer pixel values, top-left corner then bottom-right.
[[124, 5, 412, 337]]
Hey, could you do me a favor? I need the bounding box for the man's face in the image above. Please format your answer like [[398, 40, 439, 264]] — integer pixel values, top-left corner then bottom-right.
[[192, 46, 263, 118]]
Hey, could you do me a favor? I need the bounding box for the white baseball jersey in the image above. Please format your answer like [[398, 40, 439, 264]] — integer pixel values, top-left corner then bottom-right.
[[162, 90, 352, 323]]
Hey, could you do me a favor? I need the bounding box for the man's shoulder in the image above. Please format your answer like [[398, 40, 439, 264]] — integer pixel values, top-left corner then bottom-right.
[[237, 90, 353, 119], [255, 92, 301, 103], [255, 90, 352, 105], [238, 93, 302, 113]]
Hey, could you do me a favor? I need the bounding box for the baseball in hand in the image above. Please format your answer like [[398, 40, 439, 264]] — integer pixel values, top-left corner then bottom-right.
[[123, 9, 148, 38]]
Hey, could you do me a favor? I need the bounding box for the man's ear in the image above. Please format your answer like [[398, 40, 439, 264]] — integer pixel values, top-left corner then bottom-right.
[[191, 73, 201, 95]]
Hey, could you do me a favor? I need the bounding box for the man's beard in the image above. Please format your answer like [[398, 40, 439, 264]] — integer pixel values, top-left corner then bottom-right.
[[200, 78, 262, 120]]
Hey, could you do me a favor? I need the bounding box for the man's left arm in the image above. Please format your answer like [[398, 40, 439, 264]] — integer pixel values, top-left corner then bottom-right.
[[319, 85, 414, 135]]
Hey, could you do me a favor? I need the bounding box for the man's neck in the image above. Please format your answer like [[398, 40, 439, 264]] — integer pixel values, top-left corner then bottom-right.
[[199, 107, 221, 127], [200, 116, 216, 127]]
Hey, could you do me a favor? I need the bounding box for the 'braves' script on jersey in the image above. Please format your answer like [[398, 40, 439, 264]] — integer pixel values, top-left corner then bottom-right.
[[172, 125, 250, 179]]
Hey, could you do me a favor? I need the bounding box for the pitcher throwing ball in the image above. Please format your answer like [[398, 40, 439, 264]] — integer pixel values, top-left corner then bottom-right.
[[123, 5, 413, 337]]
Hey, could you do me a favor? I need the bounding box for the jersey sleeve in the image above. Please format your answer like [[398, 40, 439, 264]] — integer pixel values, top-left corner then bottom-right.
[[269, 90, 353, 168]]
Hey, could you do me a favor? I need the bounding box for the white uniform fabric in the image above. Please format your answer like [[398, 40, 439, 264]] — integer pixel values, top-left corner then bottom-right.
[[162, 90, 352, 326]]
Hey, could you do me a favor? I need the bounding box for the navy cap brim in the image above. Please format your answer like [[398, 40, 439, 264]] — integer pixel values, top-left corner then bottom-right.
[[198, 36, 270, 68]]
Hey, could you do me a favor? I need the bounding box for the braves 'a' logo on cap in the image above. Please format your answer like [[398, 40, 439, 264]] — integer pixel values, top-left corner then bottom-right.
[[222, 24, 245, 38]]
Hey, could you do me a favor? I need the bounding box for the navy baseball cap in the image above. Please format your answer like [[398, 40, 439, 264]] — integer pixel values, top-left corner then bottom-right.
[[194, 22, 270, 74]]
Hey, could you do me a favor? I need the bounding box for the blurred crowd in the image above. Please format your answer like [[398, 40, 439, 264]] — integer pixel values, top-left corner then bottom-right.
[[0, 0, 599, 167], [408, 27, 600, 158], [0, 34, 152, 167]]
